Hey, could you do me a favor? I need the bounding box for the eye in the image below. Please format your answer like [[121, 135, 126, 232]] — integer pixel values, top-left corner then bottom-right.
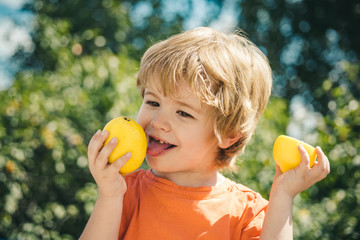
[[177, 110, 193, 118], [146, 101, 159, 107]]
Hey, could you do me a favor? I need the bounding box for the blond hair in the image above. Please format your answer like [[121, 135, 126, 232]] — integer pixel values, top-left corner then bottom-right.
[[137, 27, 272, 168]]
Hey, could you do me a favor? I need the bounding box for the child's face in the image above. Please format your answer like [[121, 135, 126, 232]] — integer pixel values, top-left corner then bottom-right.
[[137, 80, 220, 176]]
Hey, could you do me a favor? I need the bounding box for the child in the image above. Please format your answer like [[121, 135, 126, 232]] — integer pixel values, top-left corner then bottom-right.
[[80, 27, 330, 240]]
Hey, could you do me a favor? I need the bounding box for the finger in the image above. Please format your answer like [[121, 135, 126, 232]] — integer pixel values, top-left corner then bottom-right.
[[311, 146, 330, 181], [88, 130, 109, 161], [318, 146, 331, 174], [95, 137, 118, 169], [109, 152, 132, 174], [88, 129, 101, 147], [88, 130, 102, 165], [274, 164, 282, 177], [298, 144, 311, 170]]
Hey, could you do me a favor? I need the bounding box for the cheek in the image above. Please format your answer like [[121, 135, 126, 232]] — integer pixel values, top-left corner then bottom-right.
[[183, 127, 215, 147], [136, 104, 148, 129], [199, 126, 219, 148]]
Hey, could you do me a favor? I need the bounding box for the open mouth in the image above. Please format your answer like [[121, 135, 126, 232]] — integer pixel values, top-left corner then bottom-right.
[[147, 136, 177, 156]]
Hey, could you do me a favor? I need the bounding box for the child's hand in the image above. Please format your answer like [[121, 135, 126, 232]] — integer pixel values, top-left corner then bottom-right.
[[272, 145, 330, 199], [88, 130, 132, 199]]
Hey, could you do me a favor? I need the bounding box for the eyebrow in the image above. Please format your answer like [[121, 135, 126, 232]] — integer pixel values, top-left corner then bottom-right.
[[176, 99, 201, 114], [144, 90, 201, 113]]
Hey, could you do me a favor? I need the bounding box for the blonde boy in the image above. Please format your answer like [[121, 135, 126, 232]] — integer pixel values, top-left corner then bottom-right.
[[80, 27, 330, 239]]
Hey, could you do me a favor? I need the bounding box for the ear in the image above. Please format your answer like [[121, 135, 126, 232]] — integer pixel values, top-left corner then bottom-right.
[[218, 134, 241, 149]]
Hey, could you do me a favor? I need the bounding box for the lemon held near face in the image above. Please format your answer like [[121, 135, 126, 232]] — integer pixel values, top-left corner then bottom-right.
[[103, 116, 147, 175]]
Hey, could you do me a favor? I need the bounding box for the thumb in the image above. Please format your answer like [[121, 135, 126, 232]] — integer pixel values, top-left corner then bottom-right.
[[298, 144, 311, 170]]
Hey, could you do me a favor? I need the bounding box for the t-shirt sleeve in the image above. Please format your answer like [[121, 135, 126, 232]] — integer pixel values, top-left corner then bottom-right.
[[239, 192, 268, 240]]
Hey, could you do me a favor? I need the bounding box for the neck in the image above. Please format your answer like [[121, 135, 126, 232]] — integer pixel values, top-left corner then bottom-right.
[[151, 169, 225, 187]]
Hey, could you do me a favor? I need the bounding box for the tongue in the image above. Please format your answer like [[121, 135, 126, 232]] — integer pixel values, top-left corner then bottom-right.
[[147, 139, 173, 156]]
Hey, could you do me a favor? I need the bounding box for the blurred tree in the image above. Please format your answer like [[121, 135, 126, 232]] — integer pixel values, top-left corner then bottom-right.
[[300, 61, 359, 240], [275, 61, 360, 240], [0, 48, 141, 238], [238, 0, 360, 113], [1, 0, 140, 238], [18, 0, 185, 72]]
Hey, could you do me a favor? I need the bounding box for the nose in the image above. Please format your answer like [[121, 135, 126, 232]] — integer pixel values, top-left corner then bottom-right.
[[151, 111, 171, 132]]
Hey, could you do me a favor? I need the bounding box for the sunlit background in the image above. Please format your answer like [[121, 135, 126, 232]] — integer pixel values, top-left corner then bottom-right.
[[0, 0, 33, 90], [0, 0, 359, 239]]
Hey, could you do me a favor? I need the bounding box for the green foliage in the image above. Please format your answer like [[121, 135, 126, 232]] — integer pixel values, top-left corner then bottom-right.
[[23, 0, 132, 70], [295, 62, 360, 240], [238, 0, 360, 112], [0, 54, 140, 238], [0, 15, 141, 238], [21, 0, 184, 71]]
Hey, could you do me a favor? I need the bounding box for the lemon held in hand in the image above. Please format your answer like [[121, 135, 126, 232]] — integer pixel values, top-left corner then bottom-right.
[[103, 116, 147, 175], [273, 135, 317, 172]]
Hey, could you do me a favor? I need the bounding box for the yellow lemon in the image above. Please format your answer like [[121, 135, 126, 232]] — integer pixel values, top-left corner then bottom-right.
[[273, 135, 317, 172], [103, 116, 147, 175]]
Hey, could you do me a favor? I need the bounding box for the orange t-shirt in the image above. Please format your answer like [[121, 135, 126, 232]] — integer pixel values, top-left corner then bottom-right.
[[119, 169, 268, 240]]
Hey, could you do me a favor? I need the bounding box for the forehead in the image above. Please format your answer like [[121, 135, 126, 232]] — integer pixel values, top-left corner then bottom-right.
[[146, 78, 199, 102]]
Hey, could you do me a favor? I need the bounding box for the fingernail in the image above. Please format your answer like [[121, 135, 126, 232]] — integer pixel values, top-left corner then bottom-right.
[[96, 129, 101, 134], [111, 137, 117, 143], [101, 130, 107, 136], [125, 152, 132, 158]]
